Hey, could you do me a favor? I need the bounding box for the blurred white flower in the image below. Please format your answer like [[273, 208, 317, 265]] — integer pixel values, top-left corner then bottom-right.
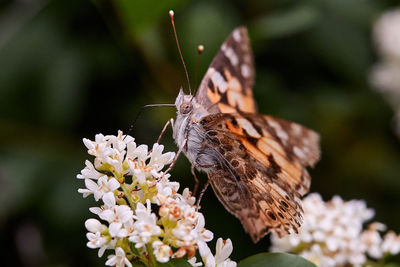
[[270, 193, 400, 266], [300, 245, 336, 267], [382, 230, 400, 255], [370, 62, 400, 94], [374, 8, 400, 61], [371, 8, 400, 137]]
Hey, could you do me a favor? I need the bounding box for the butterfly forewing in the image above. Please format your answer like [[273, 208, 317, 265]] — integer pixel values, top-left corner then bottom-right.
[[195, 27, 257, 114]]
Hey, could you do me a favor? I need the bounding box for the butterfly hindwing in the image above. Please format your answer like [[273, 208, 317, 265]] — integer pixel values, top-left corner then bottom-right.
[[198, 113, 320, 242], [195, 27, 257, 114]]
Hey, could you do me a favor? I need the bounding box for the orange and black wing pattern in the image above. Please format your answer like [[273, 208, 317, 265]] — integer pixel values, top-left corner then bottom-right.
[[199, 113, 320, 242], [195, 27, 257, 114]]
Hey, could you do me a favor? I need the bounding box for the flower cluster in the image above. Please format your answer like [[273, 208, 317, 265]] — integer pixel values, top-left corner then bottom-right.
[[370, 8, 400, 136], [77, 131, 236, 267], [270, 193, 400, 267]]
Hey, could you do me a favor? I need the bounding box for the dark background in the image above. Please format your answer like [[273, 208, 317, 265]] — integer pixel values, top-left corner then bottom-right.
[[1, 0, 400, 266]]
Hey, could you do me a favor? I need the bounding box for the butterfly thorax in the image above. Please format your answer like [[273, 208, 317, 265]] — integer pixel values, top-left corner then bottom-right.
[[173, 89, 212, 170]]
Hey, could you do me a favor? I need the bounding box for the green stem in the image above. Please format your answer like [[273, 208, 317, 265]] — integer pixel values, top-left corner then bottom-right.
[[146, 243, 157, 267], [128, 242, 149, 266], [120, 183, 137, 209]]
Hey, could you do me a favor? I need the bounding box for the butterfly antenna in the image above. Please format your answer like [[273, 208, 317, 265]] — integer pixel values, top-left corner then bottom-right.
[[194, 44, 204, 94], [169, 10, 192, 95], [128, 104, 175, 135]]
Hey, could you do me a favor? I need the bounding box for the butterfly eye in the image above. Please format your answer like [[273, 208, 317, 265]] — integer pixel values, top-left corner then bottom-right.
[[180, 102, 193, 114]]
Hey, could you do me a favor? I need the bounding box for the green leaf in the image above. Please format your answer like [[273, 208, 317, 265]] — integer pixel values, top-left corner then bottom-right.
[[238, 252, 316, 267]]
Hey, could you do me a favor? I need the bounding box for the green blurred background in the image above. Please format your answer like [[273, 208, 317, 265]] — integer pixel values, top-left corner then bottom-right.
[[1, 0, 400, 266]]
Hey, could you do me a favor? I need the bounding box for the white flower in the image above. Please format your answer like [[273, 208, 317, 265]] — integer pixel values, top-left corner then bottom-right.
[[192, 213, 214, 242], [198, 239, 236, 267], [214, 238, 236, 267], [127, 143, 175, 184], [148, 143, 175, 172], [92, 193, 134, 238], [198, 241, 215, 267], [77, 160, 102, 179], [105, 247, 132, 267], [270, 193, 400, 266], [129, 200, 161, 248], [83, 134, 113, 162], [85, 218, 116, 257], [155, 175, 180, 200], [78, 175, 120, 201], [188, 257, 203, 267], [100, 205, 133, 237], [85, 218, 107, 233], [78, 132, 226, 266], [182, 188, 196, 206], [152, 240, 172, 263]]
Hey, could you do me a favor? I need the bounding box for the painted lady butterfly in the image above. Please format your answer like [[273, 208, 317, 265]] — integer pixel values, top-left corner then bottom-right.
[[171, 27, 320, 243]]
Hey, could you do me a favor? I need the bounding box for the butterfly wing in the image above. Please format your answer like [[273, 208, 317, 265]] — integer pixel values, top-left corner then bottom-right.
[[198, 113, 320, 242], [195, 27, 257, 114]]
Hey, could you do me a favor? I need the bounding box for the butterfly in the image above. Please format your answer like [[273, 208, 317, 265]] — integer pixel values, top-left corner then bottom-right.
[[172, 27, 320, 243]]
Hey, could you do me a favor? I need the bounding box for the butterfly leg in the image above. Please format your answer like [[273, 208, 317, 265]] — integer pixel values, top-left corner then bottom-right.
[[157, 118, 174, 144], [196, 179, 210, 211], [162, 137, 187, 176], [191, 165, 200, 196]]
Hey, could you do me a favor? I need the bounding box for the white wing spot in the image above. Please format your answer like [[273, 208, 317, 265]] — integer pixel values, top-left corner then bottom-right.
[[303, 138, 309, 145], [233, 29, 242, 41], [241, 64, 251, 78], [228, 77, 241, 91], [277, 130, 288, 141], [268, 120, 288, 141], [225, 47, 239, 66], [221, 43, 227, 51], [293, 146, 306, 159], [292, 123, 302, 135], [211, 71, 227, 93], [237, 118, 261, 138]]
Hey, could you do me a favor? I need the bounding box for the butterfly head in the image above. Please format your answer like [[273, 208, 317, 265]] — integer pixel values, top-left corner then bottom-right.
[[175, 88, 195, 115]]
